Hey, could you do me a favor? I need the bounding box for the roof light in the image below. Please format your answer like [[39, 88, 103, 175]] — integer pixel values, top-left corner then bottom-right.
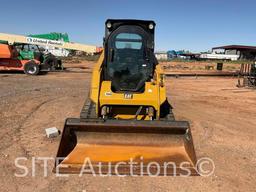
[[149, 23, 154, 30], [106, 22, 112, 29]]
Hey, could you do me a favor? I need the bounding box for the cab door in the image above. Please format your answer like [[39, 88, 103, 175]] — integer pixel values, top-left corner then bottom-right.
[[19, 44, 34, 60]]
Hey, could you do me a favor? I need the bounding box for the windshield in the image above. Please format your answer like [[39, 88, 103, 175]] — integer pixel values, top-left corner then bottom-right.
[[107, 26, 151, 92], [115, 33, 142, 49]]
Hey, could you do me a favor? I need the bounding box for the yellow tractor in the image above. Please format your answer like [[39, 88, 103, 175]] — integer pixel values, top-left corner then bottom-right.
[[54, 19, 198, 175]]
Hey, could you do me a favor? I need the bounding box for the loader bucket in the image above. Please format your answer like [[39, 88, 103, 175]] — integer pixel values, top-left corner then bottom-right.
[[53, 118, 198, 176]]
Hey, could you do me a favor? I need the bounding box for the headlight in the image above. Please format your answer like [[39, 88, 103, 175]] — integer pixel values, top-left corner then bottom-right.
[[106, 22, 112, 29], [149, 23, 154, 30]]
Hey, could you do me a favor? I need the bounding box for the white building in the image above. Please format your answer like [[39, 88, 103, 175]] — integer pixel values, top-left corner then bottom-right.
[[155, 51, 168, 60]]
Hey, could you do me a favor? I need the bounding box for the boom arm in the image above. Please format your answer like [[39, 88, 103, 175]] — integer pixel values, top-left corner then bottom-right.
[[0, 33, 97, 54]]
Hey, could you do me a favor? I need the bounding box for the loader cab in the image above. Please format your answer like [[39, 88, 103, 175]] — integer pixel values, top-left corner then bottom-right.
[[103, 19, 157, 93], [15, 44, 44, 62]]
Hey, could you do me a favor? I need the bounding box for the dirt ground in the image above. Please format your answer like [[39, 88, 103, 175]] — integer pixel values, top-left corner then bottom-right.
[[160, 61, 241, 71], [0, 61, 255, 192]]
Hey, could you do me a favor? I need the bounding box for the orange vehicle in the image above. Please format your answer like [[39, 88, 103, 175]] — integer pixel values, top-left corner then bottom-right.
[[0, 44, 58, 75]]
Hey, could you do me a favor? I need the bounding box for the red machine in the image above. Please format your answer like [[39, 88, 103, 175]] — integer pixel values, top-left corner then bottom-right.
[[0, 44, 42, 75]]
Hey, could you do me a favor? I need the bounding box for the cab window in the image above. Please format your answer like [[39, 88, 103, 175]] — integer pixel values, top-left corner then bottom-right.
[[115, 33, 142, 50]]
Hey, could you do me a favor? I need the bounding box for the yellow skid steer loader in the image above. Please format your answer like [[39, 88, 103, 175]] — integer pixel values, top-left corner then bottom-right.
[[54, 19, 198, 176]]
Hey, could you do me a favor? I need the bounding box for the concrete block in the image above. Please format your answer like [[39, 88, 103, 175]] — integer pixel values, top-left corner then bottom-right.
[[45, 127, 59, 138]]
